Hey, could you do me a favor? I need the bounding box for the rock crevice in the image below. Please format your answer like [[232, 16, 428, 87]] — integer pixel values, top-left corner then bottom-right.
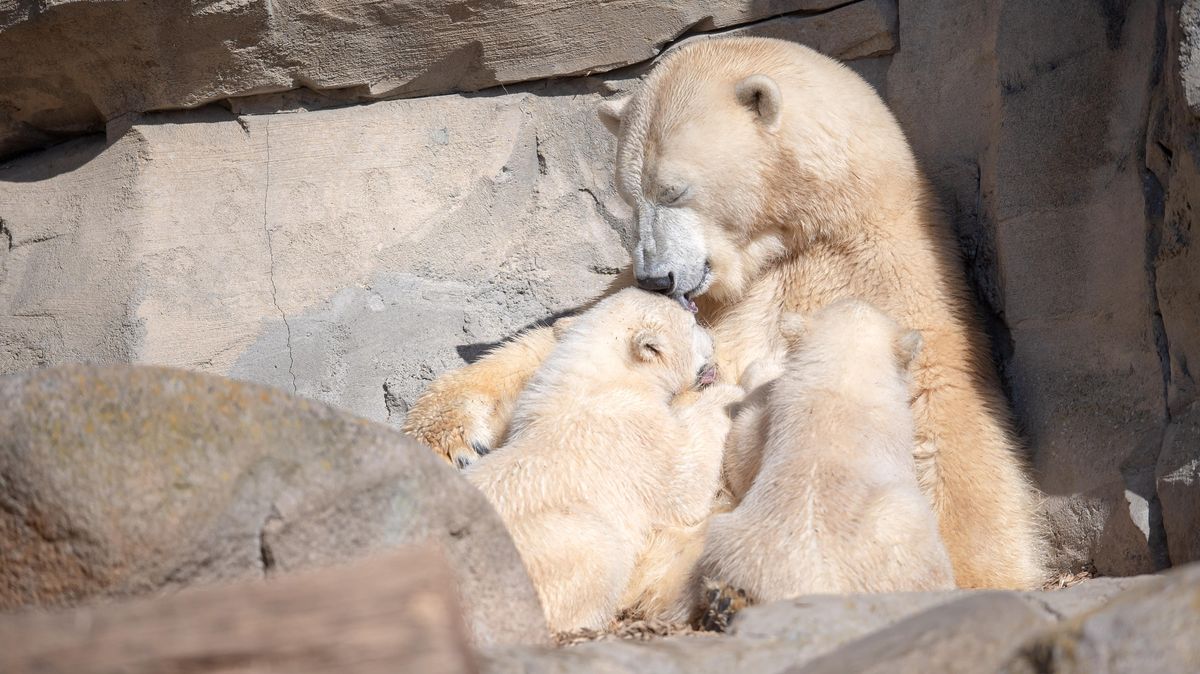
[[256, 117, 299, 395]]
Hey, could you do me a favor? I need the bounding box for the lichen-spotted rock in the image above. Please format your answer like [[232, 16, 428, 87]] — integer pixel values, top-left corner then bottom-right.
[[0, 364, 547, 645]]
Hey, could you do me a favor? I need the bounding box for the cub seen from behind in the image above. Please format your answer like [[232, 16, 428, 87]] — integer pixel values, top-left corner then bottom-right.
[[694, 299, 955, 627]]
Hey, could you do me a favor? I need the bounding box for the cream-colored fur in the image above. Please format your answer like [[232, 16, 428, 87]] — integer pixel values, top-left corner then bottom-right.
[[692, 300, 956, 604], [407, 37, 1046, 590], [464, 288, 741, 633]]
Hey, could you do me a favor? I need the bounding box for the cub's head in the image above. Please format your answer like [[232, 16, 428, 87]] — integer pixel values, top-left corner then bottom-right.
[[779, 299, 922, 380], [555, 288, 716, 394], [598, 37, 912, 306]]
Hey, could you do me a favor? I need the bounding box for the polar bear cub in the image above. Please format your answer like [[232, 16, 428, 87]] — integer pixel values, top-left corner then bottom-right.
[[695, 299, 955, 608], [466, 288, 742, 633]]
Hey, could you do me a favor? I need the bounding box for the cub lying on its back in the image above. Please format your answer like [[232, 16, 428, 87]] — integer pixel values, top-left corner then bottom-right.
[[466, 288, 742, 633], [695, 299, 955, 612]]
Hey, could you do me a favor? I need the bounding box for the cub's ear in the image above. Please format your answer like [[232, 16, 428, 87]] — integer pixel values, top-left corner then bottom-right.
[[895, 329, 924, 368], [551, 316, 578, 340], [597, 96, 630, 135], [778, 312, 807, 348], [735, 74, 782, 132], [632, 328, 666, 362]]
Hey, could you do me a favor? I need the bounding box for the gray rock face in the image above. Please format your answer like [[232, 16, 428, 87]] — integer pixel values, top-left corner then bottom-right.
[[794, 594, 1052, 674], [1005, 565, 1200, 674], [0, 546, 477, 674], [0, 88, 634, 426], [0, 0, 859, 158], [1151, 0, 1200, 570], [0, 364, 547, 646], [1157, 407, 1200, 565], [883, 0, 1200, 574], [1, 0, 1199, 576], [479, 575, 1170, 674]]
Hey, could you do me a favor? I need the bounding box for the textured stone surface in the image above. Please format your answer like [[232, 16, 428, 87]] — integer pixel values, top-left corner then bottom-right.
[[677, 0, 897, 61], [480, 592, 955, 671], [1032, 575, 1159, 619], [882, 0, 1198, 575], [1156, 405, 1200, 565], [0, 365, 547, 646], [1150, 0, 1200, 569], [0, 0, 872, 158], [1005, 564, 1200, 673], [0, 546, 475, 674], [991, 0, 1164, 577], [480, 576, 1166, 674], [0, 88, 633, 425], [728, 592, 960, 643], [793, 594, 1051, 674]]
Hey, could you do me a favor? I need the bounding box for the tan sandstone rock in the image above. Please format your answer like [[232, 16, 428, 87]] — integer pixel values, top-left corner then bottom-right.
[[791, 594, 1051, 674], [0, 364, 547, 646], [883, 0, 1198, 576], [1157, 406, 1200, 565], [480, 577, 1163, 674], [0, 546, 476, 674], [0, 0, 872, 158], [1005, 564, 1200, 674]]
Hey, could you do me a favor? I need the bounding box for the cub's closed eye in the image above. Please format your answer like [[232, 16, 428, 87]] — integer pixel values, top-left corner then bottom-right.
[[660, 185, 691, 205]]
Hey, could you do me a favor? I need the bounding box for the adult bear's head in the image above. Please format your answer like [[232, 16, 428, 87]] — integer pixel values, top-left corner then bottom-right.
[[598, 37, 917, 306]]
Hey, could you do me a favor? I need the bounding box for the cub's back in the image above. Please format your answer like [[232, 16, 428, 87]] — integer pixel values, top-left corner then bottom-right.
[[467, 386, 680, 524]]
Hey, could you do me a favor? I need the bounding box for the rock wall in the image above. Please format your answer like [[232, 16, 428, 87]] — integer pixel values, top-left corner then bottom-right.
[[1, 0, 1198, 575]]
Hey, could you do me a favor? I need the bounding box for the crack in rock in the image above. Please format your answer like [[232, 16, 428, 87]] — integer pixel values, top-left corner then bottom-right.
[[258, 117, 298, 395], [0, 219, 64, 251], [1138, 1, 1174, 569], [259, 507, 282, 576]]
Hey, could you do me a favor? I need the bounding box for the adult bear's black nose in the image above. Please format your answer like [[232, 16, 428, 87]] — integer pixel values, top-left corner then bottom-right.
[[636, 272, 675, 294]]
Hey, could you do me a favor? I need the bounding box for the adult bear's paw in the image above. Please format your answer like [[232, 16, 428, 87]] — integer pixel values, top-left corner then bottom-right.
[[697, 577, 750, 633]]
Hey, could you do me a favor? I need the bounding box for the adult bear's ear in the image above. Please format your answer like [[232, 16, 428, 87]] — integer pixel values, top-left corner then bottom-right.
[[632, 328, 666, 362], [597, 96, 629, 135], [735, 74, 782, 132], [895, 329, 924, 368]]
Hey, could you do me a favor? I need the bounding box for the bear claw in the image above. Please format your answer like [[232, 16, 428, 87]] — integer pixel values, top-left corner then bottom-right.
[[698, 578, 750, 633]]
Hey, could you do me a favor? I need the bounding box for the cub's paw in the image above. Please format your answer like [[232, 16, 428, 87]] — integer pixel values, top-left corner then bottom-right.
[[739, 356, 785, 392], [700, 383, 746, 412], [697, 578, 750, 633], [403, 387, 500, 469]]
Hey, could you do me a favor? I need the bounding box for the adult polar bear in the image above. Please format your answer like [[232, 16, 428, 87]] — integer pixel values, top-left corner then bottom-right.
[[405, 37, 1046, 590]]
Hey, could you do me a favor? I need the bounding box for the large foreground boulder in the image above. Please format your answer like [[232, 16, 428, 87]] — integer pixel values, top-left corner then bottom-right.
[[0, 364, 547, 645], [1005, 564, 1200, 674], [0, 546, 476, 674]]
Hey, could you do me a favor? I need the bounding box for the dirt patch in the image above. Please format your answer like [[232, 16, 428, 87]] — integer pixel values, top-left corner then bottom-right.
[[1042, 566, 1096, 591], [555, 612, 719, 646]]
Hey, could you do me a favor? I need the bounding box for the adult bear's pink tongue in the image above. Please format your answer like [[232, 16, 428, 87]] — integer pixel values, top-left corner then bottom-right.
[[676, 295, 698, 313]]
